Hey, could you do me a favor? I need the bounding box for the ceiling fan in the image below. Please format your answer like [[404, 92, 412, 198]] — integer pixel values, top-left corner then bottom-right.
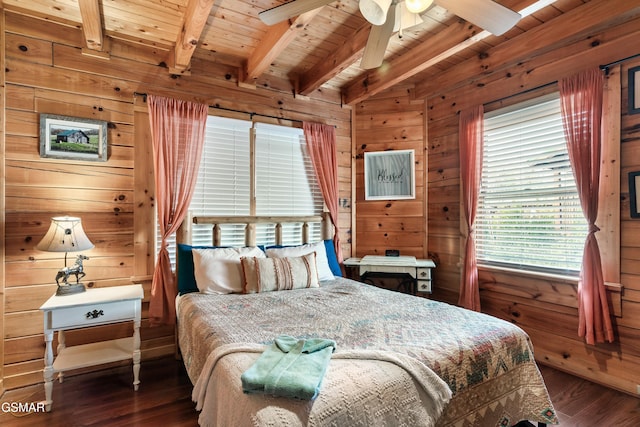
[[258, 0, 521, 69]]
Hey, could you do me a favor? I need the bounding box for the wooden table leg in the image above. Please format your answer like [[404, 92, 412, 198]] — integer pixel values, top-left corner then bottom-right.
[[57, 330, 65, 383], [132, 319, 141, 391], [43, 330, 54, 412]]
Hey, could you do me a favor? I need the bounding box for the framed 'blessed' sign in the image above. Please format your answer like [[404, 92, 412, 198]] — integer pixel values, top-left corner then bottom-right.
[[364, 149, 415, 201]]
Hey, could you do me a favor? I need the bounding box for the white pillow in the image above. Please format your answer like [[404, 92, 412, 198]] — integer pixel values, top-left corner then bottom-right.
[[265, 241, 334, 281], [192, 247, 266, 294]]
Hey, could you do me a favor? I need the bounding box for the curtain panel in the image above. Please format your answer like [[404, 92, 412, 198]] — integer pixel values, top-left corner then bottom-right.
[[148, 95, 208, 325], [303, 122, 343, 263], [458, 105, 484, 312], [559, 68, 614, 344]]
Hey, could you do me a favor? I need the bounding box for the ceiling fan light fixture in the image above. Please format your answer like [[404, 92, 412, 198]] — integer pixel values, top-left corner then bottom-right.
[[359, 0, 393, 26], [405, 0, 434, 14]]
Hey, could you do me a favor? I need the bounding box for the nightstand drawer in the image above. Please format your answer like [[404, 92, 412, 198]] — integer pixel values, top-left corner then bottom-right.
[[417, 280, 432, 293], [417, 268, 431, 280], [48, 299, 138, 329]]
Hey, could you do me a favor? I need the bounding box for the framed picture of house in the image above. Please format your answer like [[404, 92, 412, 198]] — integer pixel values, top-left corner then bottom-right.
[[629, 171, 640, 218], [364, 149, 415, 200], [39, 114, 108, 161], [629, 66, 640, 115]]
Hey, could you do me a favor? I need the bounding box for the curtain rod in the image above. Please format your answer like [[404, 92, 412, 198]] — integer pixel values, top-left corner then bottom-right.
[[484, 80, 558, 108], [133, 92, 304, 124], [485, 57, 632, 107], [600, 53, 640, 75]]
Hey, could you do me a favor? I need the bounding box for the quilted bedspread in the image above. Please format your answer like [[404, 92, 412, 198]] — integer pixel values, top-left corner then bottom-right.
[[177, 278, 558, 426]]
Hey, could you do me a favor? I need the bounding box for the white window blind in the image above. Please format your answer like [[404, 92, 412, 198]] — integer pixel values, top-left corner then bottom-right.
[[476, 93, 588, 274], [190, 116, 252, 246], [158, 116, 323, 268], [254, 122, 323, 244]]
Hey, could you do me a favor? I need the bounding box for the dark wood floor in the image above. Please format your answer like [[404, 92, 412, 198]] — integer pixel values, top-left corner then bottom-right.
[[1, 357, 639, 426], [0, 357, 197, 427], [539, 364, 640, 426]]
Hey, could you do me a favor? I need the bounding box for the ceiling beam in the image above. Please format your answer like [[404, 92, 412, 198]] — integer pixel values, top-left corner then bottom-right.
[[341, 19, 483, 105], [170, 0, 216, 73], [242, 9, 322, 84], [297, 22, 371, 96], [414, 0, 640, 99], [78, 0, 103, 51]]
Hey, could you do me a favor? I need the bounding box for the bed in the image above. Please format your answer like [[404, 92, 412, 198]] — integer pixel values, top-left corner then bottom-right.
[[175, 215, 558, 427]]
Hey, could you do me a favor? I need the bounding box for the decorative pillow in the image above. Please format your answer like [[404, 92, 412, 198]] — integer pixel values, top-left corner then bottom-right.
[[323, 239, 342, 277], [241, 253, 319, 293], [266, 241, 334, 281], [192, 246, 266, 294], [177, 243, 206, 294]]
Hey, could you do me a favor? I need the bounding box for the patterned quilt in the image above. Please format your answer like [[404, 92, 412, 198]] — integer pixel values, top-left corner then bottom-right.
[[178, 278, 558, 426]]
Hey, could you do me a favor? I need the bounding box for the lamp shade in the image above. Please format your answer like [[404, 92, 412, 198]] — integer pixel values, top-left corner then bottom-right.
[[359, 0, 392, 26], [405, 0, 434, 14], [36, 216, 94, 253]]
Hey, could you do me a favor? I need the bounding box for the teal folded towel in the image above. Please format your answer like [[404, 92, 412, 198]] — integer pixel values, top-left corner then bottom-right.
[[241, 335, 336, 400]]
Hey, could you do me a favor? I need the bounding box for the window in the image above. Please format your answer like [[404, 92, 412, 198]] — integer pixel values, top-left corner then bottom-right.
[[476, 93, 588, 274], [158, 116, 323, 267]]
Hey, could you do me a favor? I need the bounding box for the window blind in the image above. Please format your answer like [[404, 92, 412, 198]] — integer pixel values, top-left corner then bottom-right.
[[254, 122, 323, 244], [476, 93, 588, 274], [190, 116, 252, 247]]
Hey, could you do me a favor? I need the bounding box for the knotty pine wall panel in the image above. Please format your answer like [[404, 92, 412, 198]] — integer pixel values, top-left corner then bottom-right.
[[0, 8, 6, 392], [354, 86, 427, 259], [424, 16, 640, 121], [423, 111, 461, 304], [1, 10, 353, 390]]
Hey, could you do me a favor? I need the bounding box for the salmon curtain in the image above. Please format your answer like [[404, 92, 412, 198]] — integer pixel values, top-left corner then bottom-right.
[[559, 68, 614, 344], [303, 122, 343, 263], [148, 95, 208, 325], [458, 105, 484, 312]]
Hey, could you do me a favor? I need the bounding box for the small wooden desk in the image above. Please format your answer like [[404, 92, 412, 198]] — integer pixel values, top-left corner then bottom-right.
[[343, 256, 435, 295], [39, 284, 143, 411]]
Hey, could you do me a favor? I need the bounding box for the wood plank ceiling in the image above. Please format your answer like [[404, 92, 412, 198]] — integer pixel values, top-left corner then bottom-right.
[[2, 0, 633, 105]]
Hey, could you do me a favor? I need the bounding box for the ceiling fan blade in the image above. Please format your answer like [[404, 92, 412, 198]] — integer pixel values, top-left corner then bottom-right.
[[259, 0, 333, 25], [435, 0, 521, 35], [361, 4, 397, 70]]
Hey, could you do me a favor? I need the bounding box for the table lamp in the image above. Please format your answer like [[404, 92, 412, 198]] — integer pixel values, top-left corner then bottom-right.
[[37, 216, 94, 296]]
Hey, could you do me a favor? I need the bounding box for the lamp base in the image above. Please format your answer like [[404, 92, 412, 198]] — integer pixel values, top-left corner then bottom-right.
[[56, 283, 87, 296]]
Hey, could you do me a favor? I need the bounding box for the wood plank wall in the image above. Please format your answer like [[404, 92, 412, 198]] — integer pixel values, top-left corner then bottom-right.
[[0, 9, 353, 391], [354, 85, 428, 259], [419, 19, 640, 395], [0, 8, 6, 393]]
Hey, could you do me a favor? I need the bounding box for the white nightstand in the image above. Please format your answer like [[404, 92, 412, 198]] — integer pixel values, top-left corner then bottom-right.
[[39, 284, 144, 412]]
